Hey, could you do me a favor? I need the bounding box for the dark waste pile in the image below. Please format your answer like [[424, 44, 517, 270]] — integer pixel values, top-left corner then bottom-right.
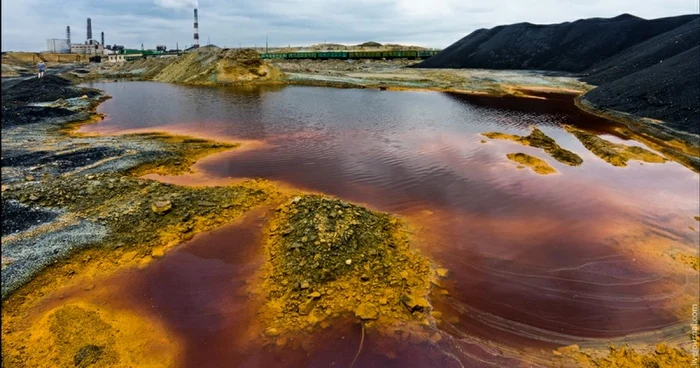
[[1, 76, 100, 127], [482, 127, 583, 166], [418, 14, 700, 136], [258, 195, 442, 336]]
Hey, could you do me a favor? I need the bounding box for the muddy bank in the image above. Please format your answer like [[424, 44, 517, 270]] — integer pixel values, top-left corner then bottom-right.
[[0, 76, 282, 298]]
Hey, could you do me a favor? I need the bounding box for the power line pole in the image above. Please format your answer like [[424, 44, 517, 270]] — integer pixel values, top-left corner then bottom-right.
[[266, 35, 268, 53]]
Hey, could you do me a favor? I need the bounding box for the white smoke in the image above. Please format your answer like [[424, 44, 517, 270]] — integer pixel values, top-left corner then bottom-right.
[[153, 0, 199, 10]]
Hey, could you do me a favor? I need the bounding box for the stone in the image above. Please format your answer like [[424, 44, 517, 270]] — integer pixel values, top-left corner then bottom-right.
[[345, 259, 352, 265], [74, 344, 103, 367], [151, 247, 165, 258], [25, 175, 35, 181], [557, 345, 580, 354], [308, 291, 321, 299], [400, 271, 409, 279], [265, 328, 280, 337], [28, 194, 39, 201], [151, 200, 172, 215], [400, 294, 430, 312], [354, 303, 379, 320], [298, 298, 318, 315], [120, 251, 138, 263], [428, 333, 442, 344], [436, 268, 448, 277], [300, 281, 310, 289]]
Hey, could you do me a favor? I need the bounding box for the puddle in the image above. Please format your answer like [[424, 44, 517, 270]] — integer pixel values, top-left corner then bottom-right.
[[60, 82, 700, 365]]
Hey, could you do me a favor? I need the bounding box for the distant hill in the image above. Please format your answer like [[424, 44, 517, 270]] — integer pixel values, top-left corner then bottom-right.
[[417, 14, 700, 136], [417, 14, 696, 71]]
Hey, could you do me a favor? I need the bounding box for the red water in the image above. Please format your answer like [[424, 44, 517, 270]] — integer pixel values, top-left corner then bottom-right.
[[70, 82, 699, 366]]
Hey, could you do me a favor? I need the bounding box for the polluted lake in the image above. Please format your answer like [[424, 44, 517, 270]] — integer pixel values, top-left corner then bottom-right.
[[11, 81, 700, 367]]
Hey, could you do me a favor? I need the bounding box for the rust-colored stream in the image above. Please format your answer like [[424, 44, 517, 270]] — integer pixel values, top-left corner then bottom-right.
[[66, 82, 700, 366]]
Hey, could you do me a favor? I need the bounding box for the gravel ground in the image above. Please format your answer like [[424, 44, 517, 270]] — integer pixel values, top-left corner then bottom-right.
[[1, 200, 59, 237], [0, 75, 262, 298]]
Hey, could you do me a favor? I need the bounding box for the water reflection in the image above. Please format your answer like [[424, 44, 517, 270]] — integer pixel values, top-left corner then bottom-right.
[[77, 82, 699, 366]]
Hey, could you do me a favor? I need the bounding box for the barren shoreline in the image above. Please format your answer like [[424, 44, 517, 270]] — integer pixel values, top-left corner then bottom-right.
[[1, 58, 697, 367]]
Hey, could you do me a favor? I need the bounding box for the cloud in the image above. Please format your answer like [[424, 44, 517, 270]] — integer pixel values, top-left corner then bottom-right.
[[1, 0, 698, 52], [153, 0, 198, 10]]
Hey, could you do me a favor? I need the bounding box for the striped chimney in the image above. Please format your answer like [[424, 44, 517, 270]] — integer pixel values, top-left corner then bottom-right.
[[193, 9, 199, 48]]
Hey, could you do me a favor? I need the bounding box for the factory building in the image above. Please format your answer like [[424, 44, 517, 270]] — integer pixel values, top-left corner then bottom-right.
[[48, 18, 110, 55]]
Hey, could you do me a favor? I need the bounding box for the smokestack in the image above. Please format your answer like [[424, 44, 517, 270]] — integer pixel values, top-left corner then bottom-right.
[[101, 31, 104, 46], [193, 9, 199, 48], [87, 18, 92, 42], [66, 26, 71, 48]]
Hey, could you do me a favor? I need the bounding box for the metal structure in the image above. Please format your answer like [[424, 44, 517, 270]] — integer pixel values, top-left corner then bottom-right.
[[46, 38, 70, 53], [193, 9, 200, 48], [87, 18, 92, 42], [66, 26, 71, 52], [101, 31, 104, 47]]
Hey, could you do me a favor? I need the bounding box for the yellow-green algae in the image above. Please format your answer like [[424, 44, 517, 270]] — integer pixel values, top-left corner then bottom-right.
[[506, 152, 557, 175], [482, 127, 583, 166], [564, 125, 667, 167]]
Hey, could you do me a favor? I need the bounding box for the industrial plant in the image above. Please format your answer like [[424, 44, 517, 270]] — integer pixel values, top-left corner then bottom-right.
[[46, 9, 203, 62]]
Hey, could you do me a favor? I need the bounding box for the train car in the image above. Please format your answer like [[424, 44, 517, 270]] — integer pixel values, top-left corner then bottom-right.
[[317, 51, 349, 59], [260, 53, 288, 59], [348, 51, 383, 59], [287, 52, 317, 59], [382, 50, 418, 59]]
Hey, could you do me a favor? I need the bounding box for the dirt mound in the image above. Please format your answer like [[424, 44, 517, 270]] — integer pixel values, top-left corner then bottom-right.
[[418, 14, 700, 138], [417, 14, 696, 72], [1, 105, 75, 127], [152, 48, 282, 85], [259, 195, 437, 335], [583, 18, 700, 84], [1, 302, 180, 367], [1, 75, 97, 105], [582, 46, 700, 135], [358, 41, 383, 47]]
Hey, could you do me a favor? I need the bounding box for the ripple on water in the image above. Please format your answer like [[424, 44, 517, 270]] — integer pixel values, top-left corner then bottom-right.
[[72, 82, 699, 365]]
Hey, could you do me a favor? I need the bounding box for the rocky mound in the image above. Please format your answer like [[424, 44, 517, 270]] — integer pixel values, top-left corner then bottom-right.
[[152, 48, 282, 85], [581, 46, 700, 135], [1, 75, 98, 105], [417, 14, 696, 72], [259, 195, 439, 336], [1, 76, 100, 127], [417, 14, 700, 137], [583, 18, 700, 85]]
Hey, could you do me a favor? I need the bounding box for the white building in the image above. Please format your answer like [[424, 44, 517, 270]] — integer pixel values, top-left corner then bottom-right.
[[46, 39, 70, 53], [70, 40, 104, 56]]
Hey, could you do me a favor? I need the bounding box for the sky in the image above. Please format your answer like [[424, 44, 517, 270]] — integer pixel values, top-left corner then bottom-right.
[[1, 0, 698, 51]]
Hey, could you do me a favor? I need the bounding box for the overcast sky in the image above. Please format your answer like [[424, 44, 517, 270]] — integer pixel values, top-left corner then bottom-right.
[[2, 0, 698, 51]]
